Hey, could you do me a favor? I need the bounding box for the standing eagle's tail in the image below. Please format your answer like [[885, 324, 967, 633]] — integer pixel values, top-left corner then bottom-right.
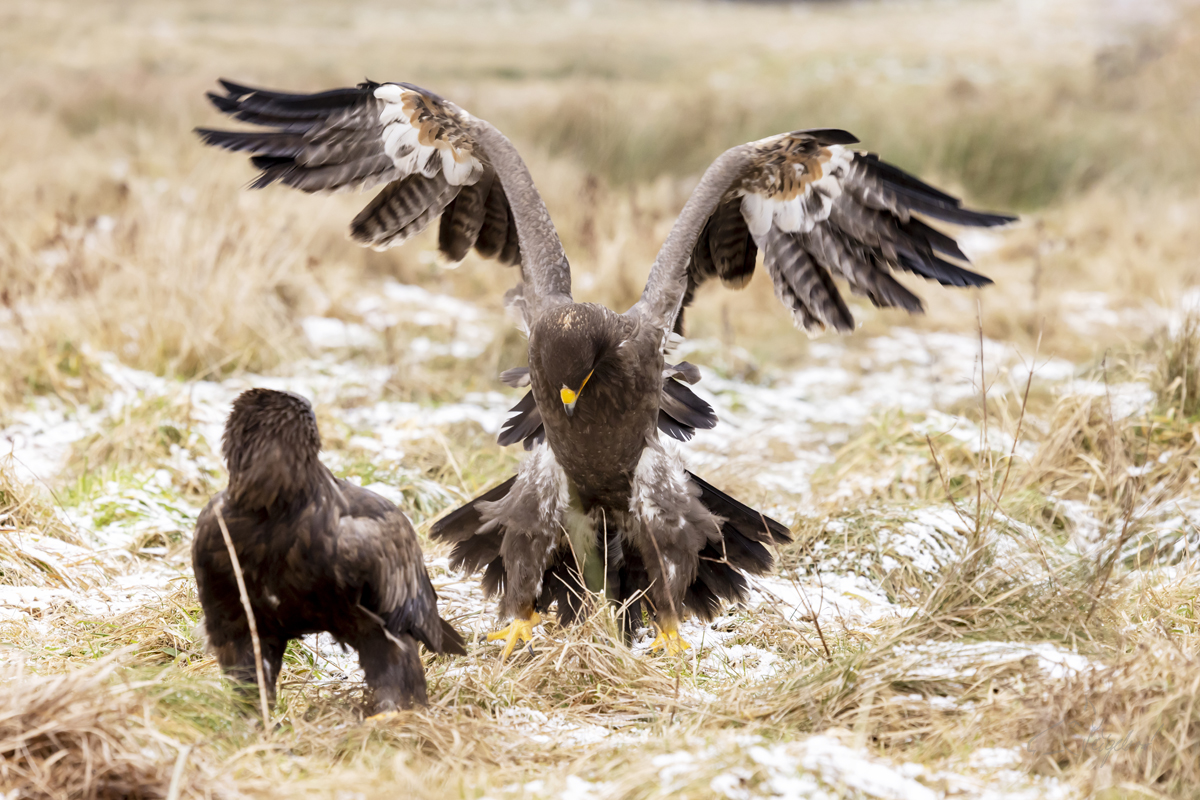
[[680, 472, 793, 621], [429, 476, 516, 599], [429, 470, 793, 637]]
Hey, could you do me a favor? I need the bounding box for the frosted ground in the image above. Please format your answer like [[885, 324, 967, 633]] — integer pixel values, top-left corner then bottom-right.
[[3, 0, 1200, 793], [4, 273, 1195, 799]]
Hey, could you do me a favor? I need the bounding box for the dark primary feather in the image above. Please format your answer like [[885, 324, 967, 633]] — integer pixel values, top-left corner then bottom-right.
[[677, 472, 793, 621], [856, 154, 1016, 227], [659, 377, 718, 440], [351, 173, 457, 249], [499, 366, 531, 388], [216, 78, 375, 115], [763, 227, 855, 332], [827, 198, 992, 289], [497, 391, 545, 449], [706, 198, 759, 288], [677, 198, 758, 335], [430, 476, 517, 552], [474, 173, 514, 260], [688, 471, 792, 567], [800, 128, 862, 146], [438, 174, 491, 262], [500, 198, 522, 265], [429, 476, 515, 601]]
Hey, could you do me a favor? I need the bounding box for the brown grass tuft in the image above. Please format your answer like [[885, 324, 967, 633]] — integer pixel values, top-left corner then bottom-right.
[[1152, 309, 1200, 420], [1027, 629, 1200, 796], [0, 654, 233, 800]]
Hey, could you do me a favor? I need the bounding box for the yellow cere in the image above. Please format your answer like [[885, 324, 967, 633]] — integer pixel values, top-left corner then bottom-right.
[[559, 369, 593, 406]]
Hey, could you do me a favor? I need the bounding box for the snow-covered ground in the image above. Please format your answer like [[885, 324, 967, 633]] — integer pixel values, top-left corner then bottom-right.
[[0, 281, 1180, 800]]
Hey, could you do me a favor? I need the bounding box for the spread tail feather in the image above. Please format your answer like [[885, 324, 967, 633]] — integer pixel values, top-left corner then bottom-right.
[[673, 473, 791, 622], [429, 477, 515, 579], [430, 472, 791, 631], [688, 471, 791, 573]]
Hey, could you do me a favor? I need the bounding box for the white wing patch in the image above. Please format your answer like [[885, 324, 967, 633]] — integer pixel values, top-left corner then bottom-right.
[[373, 84, 483, 187], [740, 144, 854, 244]]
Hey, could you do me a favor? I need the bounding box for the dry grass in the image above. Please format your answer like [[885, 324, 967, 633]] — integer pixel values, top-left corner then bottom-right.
[[1152, 309, 1200, 420], [2, 0, 1199, 394], [0, 458, 96, 587], [3, 0, 1200, 798], [1027, 628, 1200, 796], [0, 654, 235, 800]]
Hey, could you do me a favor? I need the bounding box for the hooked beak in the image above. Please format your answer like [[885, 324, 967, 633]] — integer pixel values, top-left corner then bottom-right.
[[560, 370, 594, 418], [560, 387, 578, 417]]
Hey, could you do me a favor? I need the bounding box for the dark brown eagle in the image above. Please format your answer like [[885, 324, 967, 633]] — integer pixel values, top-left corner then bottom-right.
[[197, 79, 1013, 655], [192, 388, 465, 711]]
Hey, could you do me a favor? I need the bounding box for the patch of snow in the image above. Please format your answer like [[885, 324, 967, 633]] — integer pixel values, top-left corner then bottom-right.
[[702, 643, 784, 683], [682, 327, 1065, 511], [895, 641, 1092, 682], [710, 767, 755, 800], [751, 571, 912, 630], [0, 566, 182, 622], [297, 632, 362, 681], [798, 735, 939, 800], [1060, 379, 1155, 419], [495, 706, 632, 749], [559, 775, 612, 800], [968, 747, 1023, 770], [1059, 291, 1121, 335], [956, 230, 1004, 259], [302, 317, 379, 350], [653, 751, 698, 784]]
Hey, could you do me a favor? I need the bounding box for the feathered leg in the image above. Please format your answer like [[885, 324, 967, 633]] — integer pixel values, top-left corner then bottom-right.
[[213, 634, 286, 713], [630, 526, 697, 655], [628, 441, 723, 654], [355, 627, 427, 713], [489, 527, 555, 659], [472, 444, 570, 659]]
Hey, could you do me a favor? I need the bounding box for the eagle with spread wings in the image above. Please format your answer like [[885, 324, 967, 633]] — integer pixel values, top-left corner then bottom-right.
[[198, 79, 1013, 656]]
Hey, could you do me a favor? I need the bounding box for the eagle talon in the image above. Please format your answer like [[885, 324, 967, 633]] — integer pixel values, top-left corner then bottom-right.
[[649, 626, 691, 655], [487, 611, 542, 660]]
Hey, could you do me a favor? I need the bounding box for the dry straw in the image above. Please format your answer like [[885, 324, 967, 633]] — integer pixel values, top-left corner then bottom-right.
[[2, 0, 1200, 797], [212, 500, 271, 724], [0, 654, 232, 800]]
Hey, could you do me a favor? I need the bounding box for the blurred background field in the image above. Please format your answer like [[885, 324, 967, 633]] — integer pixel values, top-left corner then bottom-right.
[[2, 0, 1200, 798]]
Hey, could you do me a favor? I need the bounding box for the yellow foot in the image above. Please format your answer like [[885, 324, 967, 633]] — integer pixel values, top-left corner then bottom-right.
[[649, 626, 691, 655], [487, 611, 542, 660], [365, 710, 403, 723]]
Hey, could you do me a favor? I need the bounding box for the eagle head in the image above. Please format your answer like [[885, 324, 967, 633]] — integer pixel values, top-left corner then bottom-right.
[[222, 388, 322, 510], [534, 304, 622, 418]]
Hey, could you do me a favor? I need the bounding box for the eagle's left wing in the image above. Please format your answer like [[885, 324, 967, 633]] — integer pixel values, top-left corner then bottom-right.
[[633, 129, 1015, 335]]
